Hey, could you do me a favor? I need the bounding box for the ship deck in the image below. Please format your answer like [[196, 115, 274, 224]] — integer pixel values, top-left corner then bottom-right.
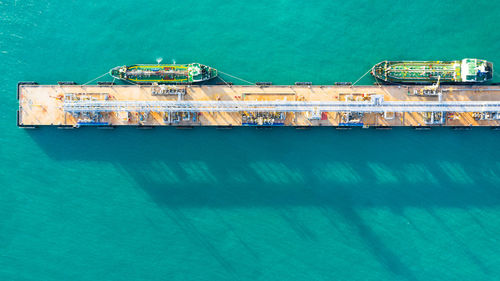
[[17, 83, 500, 128]]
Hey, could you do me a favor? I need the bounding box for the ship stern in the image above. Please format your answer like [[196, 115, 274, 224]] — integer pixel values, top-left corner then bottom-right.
[[208, 66, 218, 80], [486, 61, 494, 81], [201, 64, 218, 81]]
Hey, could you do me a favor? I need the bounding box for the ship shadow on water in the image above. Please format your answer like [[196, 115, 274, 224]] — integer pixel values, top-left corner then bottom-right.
[[110, 76, 230, 86], [27, 127, 499, 278]]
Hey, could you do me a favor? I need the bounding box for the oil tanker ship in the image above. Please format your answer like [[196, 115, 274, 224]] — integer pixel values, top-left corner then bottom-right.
[[110, 63, 218, 84], [371, 58, 493, 84]]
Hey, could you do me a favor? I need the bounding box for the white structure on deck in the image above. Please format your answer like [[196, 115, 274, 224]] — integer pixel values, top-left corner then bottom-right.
[[63, 96, 500, 114]]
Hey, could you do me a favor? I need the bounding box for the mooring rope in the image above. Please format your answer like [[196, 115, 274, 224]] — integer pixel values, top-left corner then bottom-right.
[[82, 71, 110, 85], [351, 67, 373, 87], [218, 74, 232, 87], [218, 70, 255, 85]]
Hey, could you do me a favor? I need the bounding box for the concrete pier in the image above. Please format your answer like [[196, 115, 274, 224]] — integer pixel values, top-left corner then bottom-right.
[[17, 83, 500, 127]]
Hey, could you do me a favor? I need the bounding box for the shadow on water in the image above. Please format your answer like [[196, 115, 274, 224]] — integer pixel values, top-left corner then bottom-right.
[[27, 126, 500, 278], [426, 208, 490, 275], [26, 127, 500, 208], [321, 193, 419, 281]]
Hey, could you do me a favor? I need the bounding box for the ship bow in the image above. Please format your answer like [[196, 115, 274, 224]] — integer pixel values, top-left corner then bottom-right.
[[371, 61, 387, 82]]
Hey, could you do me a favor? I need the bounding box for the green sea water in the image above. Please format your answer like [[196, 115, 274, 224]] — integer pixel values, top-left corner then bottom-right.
[[2, 1, 500, 280]]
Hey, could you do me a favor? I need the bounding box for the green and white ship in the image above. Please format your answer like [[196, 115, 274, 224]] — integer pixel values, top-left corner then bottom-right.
[[371, 59, 493, 84], [110, 63, 218, 84]]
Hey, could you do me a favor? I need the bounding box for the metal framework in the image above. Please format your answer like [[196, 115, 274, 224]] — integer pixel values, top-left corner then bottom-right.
[[63, 99, 500, 113]]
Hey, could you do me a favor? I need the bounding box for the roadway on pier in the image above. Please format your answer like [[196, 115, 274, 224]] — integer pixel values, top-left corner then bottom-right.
[[62, 99, 500, 113]]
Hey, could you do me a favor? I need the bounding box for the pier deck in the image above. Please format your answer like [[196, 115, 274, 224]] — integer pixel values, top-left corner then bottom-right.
[[17, 84, 500, 127]]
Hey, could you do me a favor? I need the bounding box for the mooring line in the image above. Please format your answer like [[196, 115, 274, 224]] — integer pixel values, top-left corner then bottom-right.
[[82, 71, 110, 85], [351, 67, 373, 87], [218, 70, 255, 85]]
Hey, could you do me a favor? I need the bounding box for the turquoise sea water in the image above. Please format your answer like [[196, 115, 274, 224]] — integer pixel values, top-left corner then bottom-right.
[[2, 1, 500, 280]]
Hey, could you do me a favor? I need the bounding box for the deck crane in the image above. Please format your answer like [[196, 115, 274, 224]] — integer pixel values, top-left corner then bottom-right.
[[419, 75, 441, 96]]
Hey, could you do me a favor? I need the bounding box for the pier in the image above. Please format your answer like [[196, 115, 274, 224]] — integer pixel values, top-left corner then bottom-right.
[[17, 83, 500, 128]]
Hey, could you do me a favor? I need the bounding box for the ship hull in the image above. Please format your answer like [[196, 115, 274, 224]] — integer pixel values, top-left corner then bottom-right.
[[110, 63, 218, 84], [371, 59, 493, 84]]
